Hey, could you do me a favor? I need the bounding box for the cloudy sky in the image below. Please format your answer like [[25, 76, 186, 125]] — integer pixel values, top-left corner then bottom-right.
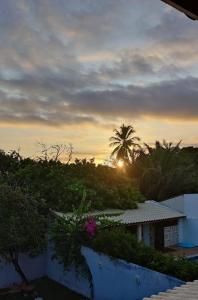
[[1, 0, 198, 162]]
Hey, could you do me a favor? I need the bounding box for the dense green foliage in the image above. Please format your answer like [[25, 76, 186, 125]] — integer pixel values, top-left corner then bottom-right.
[[0, 183, 47, 282], [51, 196, 117, 272], [2, 129, 198, 205], [131, 141, 198, 201], [50, 195, 91, 271], [109, 124, 198, 201], [0, 150, 144, 212]]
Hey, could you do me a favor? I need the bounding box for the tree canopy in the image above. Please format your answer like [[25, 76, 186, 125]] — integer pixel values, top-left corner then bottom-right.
[[0, 184, 47, 282], [0, 152, 144, 212], [132, 140, 196, 200]]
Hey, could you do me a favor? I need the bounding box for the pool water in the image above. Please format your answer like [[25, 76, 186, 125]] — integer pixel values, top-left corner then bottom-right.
[[188, 255, 198, 262]]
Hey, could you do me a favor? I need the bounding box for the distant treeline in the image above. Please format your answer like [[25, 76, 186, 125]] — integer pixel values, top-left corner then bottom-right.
[[1, 136, 198, 213], [130, 142, 198, 201], [0, 149, 144, 212], [109, 124, 198, 201]]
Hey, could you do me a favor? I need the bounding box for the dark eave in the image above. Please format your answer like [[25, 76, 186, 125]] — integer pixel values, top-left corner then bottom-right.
[[162, 0, 198, 20]]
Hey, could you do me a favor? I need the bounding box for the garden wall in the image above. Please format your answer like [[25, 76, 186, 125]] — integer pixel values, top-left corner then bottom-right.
[[0, 246, 184, 299], [46, 245, 91, 298], [0, 254, 46, 288], [82, 247, 184, 300]]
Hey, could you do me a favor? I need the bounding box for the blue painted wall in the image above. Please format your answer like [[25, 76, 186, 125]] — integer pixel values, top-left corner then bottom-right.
[[0, 245, 184, 300], [46, 245, 91, 298], [0, 248, 91, 298], [82, 247, 184, 300], [0, 254, 46, 288]]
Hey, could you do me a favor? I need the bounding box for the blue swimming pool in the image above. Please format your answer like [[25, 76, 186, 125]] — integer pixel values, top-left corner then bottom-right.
[[188, 255, 198, 262], [178, 242, 196, 248]]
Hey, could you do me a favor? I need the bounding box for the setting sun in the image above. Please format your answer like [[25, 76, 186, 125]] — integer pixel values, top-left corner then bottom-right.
[[117, 160, 124, 168]]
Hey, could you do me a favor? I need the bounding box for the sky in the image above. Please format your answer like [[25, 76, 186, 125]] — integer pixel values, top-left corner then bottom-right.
[[0, 0, 198, 163]]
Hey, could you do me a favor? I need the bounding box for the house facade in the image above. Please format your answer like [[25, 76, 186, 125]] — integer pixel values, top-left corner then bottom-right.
[[161, 194, 198, 247], [54, 194, 198, 252], [110, 201, 185, 251]]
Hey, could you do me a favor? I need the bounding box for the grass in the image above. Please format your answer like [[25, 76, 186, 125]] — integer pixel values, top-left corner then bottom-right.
[[0, 277, 86, 300]]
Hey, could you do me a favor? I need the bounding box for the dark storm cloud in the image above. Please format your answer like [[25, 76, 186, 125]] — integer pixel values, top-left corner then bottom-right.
[[0, 0, 198, 127]]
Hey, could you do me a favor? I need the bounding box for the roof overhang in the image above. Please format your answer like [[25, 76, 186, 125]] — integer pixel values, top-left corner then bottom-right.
[[123, 216, 185, 226], [51, 201, 186, 226], [162, 0, 198, 20]]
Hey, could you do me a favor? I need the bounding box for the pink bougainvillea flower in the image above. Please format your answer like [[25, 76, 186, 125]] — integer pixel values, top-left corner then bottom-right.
[[84, 217, 97, 238]]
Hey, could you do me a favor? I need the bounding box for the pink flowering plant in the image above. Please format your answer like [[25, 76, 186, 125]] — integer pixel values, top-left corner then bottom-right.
[[84, 217, 97, 238], [51, 191, 118, 274]]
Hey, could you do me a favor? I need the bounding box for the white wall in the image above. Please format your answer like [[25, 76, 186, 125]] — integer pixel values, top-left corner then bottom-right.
[[179, 218, 198, 245], [184, 194, 198, 218], [161, 195, 185, 213], [181, 195, 198, 245], [162, 194, 198, 246]]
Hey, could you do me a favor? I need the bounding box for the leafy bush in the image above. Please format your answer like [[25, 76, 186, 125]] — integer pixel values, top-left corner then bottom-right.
[[50, 195, 118, 273], [0, 183, 47, 283], [50, 194, 92, 272]]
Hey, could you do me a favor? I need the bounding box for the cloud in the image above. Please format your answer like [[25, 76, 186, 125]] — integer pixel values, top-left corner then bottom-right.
[[0, 0, 197, 130], [148, 9, 198, 42], [67, 76, 198, 120], [0, 75, 198, 127], [99, 53, 155, 80]]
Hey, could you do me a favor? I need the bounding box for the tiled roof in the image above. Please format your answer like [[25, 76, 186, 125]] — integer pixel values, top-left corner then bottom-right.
[[143, 280, 198, 299], [109, 201, 185, 225], [52, 201, 185, 225], [51, 208, 124, 219]]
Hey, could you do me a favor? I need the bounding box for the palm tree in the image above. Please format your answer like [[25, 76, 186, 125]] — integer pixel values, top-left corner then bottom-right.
[[134, 140, 193, 200], [109, 124, 141, 164]]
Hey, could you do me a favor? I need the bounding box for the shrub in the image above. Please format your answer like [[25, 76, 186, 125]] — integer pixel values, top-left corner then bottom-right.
[[50, 195, 91, 272], [0, 184, 47, 283], [50, 195, 118, 273]]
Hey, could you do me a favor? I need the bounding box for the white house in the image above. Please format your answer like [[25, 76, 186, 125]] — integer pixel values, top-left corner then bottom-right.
[[53, 194, 198, 252], [108, 201, 185, 250], [161, 194, 198, 247]]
